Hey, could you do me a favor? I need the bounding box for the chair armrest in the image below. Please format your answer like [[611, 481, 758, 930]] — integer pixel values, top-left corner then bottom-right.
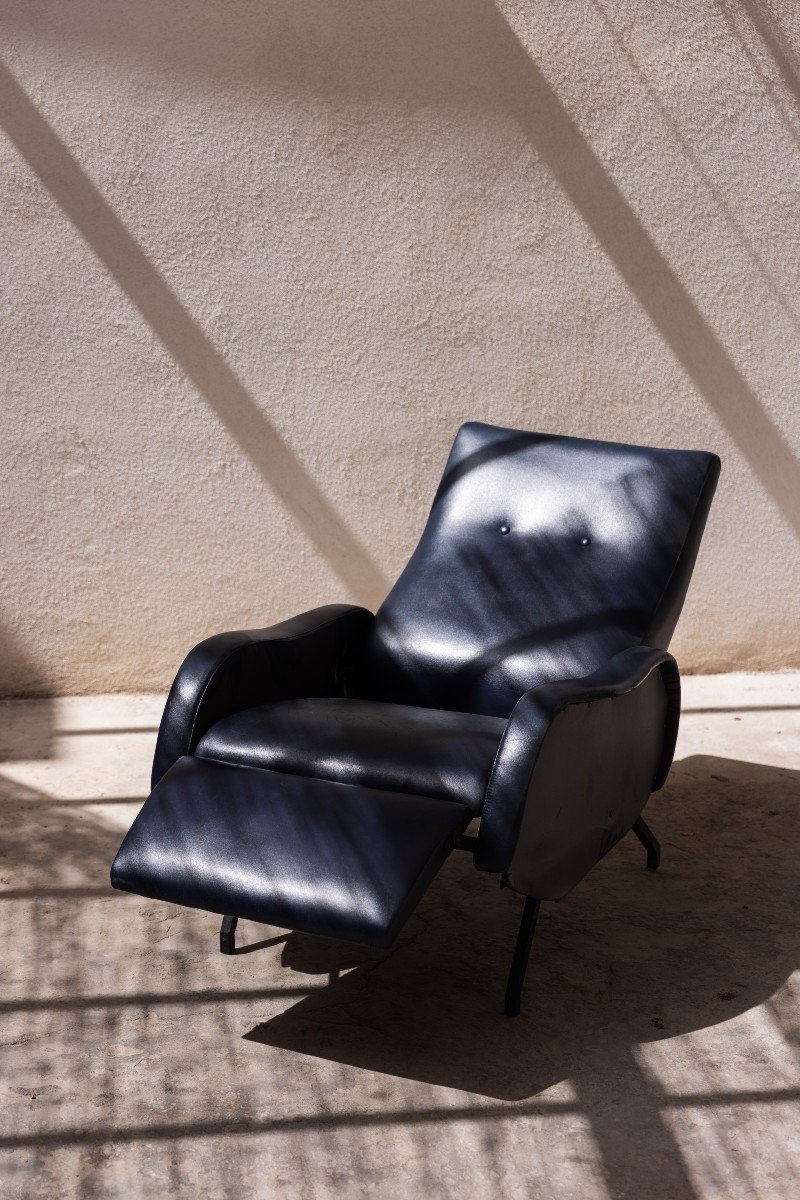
[[151, 604, 373, 787], [475, 646, 680, 893]]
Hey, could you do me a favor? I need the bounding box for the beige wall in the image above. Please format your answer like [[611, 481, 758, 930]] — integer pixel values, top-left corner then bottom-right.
[[2, 0, 799, 697]]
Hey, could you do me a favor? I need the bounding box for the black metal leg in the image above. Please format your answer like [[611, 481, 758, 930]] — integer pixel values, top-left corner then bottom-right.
[[633, 817, 661, 870], [219, 914, 238, 955], [504, 897, 541, 1017]]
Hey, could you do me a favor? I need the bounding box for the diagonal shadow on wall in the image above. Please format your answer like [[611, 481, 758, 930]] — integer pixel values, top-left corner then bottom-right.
[[588, 0, 800, 335], [3, 3, 799, 544], [0, 59, 388, 608], [740, 0, 800, 116], [3, 5, 799, 559], [484, 6, 800, 538]]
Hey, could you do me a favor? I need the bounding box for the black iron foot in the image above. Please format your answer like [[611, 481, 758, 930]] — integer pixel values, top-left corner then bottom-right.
[[219, 914, 238, 955], [504, 897, 541, 1017], [633, 817, 661, 870]]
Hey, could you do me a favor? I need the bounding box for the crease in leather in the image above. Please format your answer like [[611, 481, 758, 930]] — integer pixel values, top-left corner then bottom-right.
[[195, 697, 505, 815]]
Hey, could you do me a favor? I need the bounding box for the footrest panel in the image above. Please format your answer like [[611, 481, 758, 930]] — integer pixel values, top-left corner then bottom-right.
[[111, 757, 470, 947]]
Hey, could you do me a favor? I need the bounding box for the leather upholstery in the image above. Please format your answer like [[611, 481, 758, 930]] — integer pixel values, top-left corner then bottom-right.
[[151, 604, 373, 788], [360, 423, 719, 717], [195, 698, 505, 815], [111, 757, 470, 947], [505, 668, 668, 899], [475, 645, 680, 878], [111, 421, 720, 939]]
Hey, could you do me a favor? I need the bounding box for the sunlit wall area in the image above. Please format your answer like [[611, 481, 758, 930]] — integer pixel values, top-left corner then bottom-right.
[[2, 0, 799, 696]]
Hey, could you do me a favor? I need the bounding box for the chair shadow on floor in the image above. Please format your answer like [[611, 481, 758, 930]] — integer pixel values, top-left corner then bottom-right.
[[245, 752, 800, 1101]]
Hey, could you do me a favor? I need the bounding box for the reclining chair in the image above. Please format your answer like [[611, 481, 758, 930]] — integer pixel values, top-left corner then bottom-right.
[[111, 423, 720, 1015]]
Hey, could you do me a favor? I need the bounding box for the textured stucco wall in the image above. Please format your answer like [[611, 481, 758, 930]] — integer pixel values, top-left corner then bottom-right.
[[2, 0, 799, 697]]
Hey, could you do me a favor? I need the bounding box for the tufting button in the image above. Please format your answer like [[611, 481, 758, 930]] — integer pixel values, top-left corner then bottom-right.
[[500, 524, 510, 535], [580, 536, 592, 546]]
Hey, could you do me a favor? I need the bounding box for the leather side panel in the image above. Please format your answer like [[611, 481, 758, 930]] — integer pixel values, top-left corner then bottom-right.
[[504, 670, 667, 899]]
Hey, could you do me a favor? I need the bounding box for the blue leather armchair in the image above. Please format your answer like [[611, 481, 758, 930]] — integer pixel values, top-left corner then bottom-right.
[[112, 423, 719, 1014]]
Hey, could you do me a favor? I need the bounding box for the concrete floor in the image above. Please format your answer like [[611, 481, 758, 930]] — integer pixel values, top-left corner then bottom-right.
[[1, 673, 799, 1199]]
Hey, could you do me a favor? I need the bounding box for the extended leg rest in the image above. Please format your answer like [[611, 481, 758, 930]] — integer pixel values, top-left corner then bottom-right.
[[111, 757, 471, 949]]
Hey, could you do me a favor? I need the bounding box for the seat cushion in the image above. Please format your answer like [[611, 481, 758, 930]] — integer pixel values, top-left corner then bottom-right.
[[195, 698, 506, 815], [111, 757, 471, 947]]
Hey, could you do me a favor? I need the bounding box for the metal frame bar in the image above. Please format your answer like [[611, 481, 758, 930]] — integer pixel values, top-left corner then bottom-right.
[[632, 817, 661, 870], [504, 897, 541, 1017], [219, 914, 238, 955]]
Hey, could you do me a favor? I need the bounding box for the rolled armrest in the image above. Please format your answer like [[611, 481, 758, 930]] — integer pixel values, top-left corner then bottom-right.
[[151, 604, 373, 787], [475, 646, 680, 890]]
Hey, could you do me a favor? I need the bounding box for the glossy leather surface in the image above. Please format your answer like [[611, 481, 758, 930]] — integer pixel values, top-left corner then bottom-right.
[[111, 757, 470, 947], [360, 423, 719, 717], [506, 669, 668, 899], [475, 645, 680, 879], [151, 604, 373, 788], [112, 421, 720, 936], [195, 698, 505, 815]]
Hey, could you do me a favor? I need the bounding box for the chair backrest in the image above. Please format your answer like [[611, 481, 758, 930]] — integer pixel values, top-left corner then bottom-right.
[[360, 422, 720, 717]]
